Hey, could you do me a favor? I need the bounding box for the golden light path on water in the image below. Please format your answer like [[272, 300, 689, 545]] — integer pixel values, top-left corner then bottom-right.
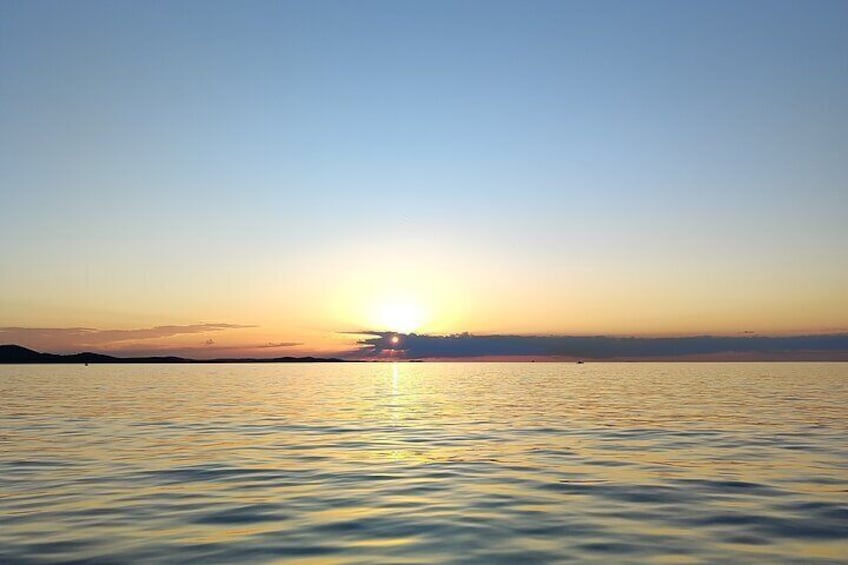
[[1, 362, 847, 563]]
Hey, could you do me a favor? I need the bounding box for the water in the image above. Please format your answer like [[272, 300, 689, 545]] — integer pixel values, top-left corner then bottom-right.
[[1, 362, 846, 564]]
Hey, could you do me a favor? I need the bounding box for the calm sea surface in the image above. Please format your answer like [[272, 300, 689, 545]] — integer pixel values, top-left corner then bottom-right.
[[1, 362, 846, 564]]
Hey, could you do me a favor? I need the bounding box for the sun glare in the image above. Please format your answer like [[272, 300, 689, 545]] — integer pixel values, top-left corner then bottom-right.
[[376, 297, 426, 333]]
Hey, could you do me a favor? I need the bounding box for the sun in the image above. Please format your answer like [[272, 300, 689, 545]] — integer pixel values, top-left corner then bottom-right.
[[375, 296, 426, 334]]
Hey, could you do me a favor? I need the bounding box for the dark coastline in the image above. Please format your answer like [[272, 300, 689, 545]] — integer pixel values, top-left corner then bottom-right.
[[0, 345, 348, 364]]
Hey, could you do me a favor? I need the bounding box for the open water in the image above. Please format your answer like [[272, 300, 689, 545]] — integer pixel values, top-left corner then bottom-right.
[[1, 362, 846, 563]]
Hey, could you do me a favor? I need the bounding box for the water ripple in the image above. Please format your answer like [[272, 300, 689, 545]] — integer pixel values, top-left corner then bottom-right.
[[2, 362, 847, 563]]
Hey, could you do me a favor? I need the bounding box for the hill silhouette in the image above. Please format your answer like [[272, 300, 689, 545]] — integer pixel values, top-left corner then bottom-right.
[[0, 344, 346, 364]]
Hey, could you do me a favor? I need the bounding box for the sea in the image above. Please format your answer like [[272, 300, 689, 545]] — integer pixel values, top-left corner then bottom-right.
[[1, 362, 846, 564]]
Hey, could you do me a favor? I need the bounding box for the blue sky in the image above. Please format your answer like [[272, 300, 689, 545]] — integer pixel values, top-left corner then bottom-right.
[[1, 0, 846, 355]]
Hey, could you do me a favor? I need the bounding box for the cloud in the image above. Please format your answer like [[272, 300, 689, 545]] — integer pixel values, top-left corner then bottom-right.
[[0, 323, 256, 352], [108, 341, 305, 358], [353, 331, 848, 360]]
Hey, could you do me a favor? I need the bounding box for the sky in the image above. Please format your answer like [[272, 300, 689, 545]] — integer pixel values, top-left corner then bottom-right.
[[1, 0, 847, 359]]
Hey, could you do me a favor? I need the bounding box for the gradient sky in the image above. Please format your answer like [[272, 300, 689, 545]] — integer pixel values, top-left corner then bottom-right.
[[2, 0, 847, 357]]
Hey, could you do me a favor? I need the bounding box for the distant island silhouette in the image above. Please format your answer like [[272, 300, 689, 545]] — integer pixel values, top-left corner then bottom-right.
[[0, 345, 347, 364]]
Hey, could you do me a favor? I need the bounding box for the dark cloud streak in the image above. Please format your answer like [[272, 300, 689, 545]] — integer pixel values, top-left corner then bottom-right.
[[355, 331, 848, 360]]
